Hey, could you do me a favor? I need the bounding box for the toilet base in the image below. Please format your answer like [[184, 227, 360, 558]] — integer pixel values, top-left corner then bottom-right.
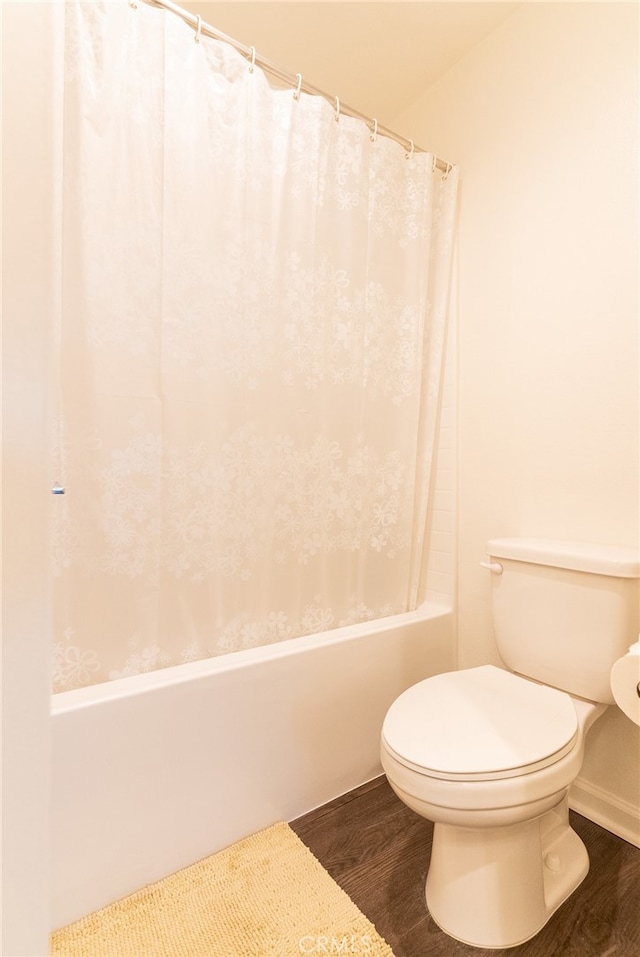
[[425, 796, 589, 949]]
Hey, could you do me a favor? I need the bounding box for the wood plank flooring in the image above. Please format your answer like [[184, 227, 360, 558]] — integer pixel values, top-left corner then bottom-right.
[[290, 776, 640, 957]]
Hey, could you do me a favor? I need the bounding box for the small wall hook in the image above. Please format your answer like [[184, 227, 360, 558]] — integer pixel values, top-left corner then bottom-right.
[[51, 484, 66, 495]]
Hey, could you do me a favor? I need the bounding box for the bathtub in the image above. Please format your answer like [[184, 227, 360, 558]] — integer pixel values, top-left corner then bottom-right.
[[51, 602, 454, 927]]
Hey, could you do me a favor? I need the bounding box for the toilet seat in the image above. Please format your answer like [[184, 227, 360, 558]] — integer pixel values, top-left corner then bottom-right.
[[382, 665, 579, 782]]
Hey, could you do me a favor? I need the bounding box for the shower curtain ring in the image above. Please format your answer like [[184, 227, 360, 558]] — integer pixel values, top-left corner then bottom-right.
[[442, 162, 452, 181], [194, 15, 202, 43], [405, 139, 415, 160], [334, 96, 340, 122], [128, 0, 137, 8], [370, 118, 378, 142], [293, 73, 302, 100], [249, 46, 256, 73]]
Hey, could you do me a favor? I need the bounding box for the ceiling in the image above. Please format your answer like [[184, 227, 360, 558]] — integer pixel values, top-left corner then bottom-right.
[[177, 2, 521, 125]]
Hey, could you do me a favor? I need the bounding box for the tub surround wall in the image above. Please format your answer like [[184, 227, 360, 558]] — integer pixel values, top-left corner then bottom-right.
[[51, 606, 454, 927], [393, 1, 639, 844], [423, 284, 457, 611]]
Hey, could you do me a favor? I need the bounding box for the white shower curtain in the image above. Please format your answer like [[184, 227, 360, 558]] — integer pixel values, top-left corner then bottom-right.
[[52, 0, 458, 692]]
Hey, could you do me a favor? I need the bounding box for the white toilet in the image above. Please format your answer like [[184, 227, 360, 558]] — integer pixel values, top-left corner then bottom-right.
[[381, 537, 639, 950]]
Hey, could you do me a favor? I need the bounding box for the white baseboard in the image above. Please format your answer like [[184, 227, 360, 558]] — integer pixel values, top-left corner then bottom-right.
[[569, 776, 640, 849]]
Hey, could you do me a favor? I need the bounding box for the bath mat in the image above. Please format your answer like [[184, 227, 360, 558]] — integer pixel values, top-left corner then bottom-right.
[[50, 821, 395, 957]]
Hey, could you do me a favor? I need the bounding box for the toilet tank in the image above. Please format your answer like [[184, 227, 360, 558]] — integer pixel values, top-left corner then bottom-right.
[[487, 538, 640, 703]]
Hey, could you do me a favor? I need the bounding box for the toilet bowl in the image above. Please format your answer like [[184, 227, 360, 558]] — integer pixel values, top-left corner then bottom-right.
[[381, 665, 606, 829], [381, 665, 606, 948], [381, 538, 640, 949]]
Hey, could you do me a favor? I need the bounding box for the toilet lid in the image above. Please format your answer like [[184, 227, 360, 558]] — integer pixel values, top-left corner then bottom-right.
[[382, 665, 579, 781]]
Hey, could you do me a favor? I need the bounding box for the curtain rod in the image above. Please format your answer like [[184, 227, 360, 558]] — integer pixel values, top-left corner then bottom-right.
[[140, 0, 452, 174]]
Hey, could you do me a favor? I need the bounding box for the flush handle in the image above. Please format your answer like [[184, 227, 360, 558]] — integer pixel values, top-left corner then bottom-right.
[[480, 561, 503, 574]]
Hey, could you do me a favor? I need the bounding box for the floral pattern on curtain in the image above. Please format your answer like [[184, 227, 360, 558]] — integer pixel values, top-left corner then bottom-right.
[[51, 0, 458, 692]]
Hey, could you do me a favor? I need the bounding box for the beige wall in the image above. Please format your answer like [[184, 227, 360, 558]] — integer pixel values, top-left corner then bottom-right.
[[394, 1, 640, 838], [2, 3, 59, 951]]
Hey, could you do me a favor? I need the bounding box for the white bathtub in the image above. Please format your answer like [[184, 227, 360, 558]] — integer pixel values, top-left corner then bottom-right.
[[51, 603, 454, 927]]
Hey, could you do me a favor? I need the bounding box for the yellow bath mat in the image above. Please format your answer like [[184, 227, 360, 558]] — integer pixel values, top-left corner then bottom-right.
[[50, 821, 395, 957]]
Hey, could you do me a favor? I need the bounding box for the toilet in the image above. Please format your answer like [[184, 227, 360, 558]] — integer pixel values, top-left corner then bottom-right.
[[381, 538, 640, 950]]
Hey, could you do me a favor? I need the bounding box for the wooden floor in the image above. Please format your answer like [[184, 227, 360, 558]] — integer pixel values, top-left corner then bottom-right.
[[290, 776, 640, 957]]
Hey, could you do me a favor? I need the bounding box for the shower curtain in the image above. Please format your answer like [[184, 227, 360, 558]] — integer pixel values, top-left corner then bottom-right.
[[52, 0, 458, 692]]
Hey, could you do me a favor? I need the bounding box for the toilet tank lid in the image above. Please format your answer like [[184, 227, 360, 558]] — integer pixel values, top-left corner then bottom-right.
[[487, 538, 640, 578]]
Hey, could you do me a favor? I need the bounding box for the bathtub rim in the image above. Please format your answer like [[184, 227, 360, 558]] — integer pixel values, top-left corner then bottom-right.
[[51, 600, 452, 714]]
